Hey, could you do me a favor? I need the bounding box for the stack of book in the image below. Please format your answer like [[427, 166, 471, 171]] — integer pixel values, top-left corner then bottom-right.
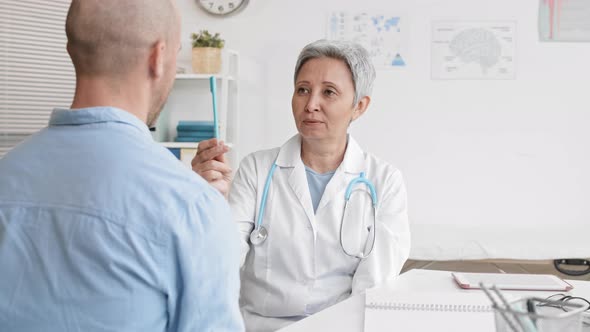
[[175, 121, 215, 143]]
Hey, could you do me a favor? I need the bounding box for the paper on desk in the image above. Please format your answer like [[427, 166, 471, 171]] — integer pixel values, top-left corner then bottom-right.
[[364, 290, 502, 332]]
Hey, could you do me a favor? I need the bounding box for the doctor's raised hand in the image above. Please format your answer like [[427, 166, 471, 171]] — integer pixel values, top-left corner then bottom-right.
[[192, 138, 232, 196], [192, 39, 411, 332]]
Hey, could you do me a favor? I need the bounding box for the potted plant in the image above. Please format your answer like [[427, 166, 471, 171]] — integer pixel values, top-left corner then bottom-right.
[[191, 30, 225, 74]]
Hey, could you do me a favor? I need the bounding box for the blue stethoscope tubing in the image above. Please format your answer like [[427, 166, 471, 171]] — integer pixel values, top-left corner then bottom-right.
[[209, 76, 219, 139], [249, 163, 378, 259], [248, 163, 277, 245]]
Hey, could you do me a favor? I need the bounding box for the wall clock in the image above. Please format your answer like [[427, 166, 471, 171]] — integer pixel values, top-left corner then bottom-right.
[[197, 0, 249, 16]]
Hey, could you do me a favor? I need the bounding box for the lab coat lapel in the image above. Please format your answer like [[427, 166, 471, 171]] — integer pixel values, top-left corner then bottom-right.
[[276, 135, 316, 230], [317, 135, 366, 212], [288, 163, 316, 229]]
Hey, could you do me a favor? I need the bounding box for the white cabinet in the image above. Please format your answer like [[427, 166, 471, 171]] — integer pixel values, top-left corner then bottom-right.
[[155, 50, 239, 170]]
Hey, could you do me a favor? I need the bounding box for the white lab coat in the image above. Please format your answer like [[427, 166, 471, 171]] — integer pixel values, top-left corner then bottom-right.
[[229, 134, 411, 332]]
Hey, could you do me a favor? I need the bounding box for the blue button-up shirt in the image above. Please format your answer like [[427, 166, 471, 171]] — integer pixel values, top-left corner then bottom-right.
[[0, 107, 244, 331]]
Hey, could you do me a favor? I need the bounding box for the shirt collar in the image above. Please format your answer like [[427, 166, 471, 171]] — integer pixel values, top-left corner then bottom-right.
[[275, 133, 365, 173], [49, 107, 152, 139]]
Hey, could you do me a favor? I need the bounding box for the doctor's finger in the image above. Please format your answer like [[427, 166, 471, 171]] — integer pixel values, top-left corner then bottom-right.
[[194, 142, 229, 165], [199, 169, 225, 182], [192, 145, 227, 166], [194, 159, 232, 175], [193, 139, 217, 163], [197, 138, 219, 151]]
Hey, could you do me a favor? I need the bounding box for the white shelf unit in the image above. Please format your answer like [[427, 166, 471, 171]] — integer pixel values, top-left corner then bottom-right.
[[175, 73, 237, 81], [160, 142, 234, 149], [156, 50, 239, 169]]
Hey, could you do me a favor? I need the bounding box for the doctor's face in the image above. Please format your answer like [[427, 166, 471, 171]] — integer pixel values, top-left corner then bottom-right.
[[292, 57, 364, 142]]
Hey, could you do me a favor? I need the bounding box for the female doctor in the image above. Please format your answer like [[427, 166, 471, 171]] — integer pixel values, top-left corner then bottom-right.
[[192, 39, 411, 332]]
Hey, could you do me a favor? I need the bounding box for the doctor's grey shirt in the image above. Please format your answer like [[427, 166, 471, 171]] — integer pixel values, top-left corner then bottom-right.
[[0, 107, 244, 332]]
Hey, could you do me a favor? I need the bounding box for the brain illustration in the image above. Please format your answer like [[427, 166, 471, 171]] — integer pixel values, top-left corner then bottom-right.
[[449, 28, 501, 73]]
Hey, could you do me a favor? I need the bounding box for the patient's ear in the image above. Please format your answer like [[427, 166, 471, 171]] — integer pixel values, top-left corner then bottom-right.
[[352, 96, 371, 121], [148, 40, 166, 79]]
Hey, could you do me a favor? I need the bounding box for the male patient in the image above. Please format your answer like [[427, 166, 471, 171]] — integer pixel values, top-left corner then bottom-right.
[[0, 0, 243, 331]]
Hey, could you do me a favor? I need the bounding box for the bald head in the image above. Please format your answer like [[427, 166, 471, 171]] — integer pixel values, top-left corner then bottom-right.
[[66, 0, 180, 77]]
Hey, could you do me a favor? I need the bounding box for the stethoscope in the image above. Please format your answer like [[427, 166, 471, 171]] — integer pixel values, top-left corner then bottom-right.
[[249, 162, 378, 259]]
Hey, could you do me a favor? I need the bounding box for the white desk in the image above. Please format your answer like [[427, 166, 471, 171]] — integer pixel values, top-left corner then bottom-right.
[[279, 269, 590, 332]]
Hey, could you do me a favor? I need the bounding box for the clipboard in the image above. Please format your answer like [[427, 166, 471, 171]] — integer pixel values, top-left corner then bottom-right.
[[452, 272, 573, 291]]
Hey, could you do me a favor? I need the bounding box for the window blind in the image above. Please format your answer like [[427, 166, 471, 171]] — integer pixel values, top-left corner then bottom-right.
[[0, 0, 74, 157]]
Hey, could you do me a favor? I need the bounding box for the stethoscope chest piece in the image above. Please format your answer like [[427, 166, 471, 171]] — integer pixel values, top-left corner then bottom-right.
[[250, 226, 268, 245]]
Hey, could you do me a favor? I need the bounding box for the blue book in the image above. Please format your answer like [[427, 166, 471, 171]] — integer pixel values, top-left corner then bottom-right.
[[167, 148, 181, 159], [177, 121, 215, 132], [176, 129, 214, 136], [174, 137, 211, 143], [176, 127, 215, 132], [176, 132, 214, 139]]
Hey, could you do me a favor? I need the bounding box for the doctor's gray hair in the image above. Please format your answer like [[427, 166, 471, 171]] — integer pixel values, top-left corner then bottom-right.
[[294, 39, 376, 106]]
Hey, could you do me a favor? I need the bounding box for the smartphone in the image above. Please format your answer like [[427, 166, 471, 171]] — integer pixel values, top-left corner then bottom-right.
[[452, 272, 573, 291]]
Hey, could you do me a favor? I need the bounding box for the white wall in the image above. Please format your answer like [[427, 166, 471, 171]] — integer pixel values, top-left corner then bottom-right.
[[171, 0, 590, 260]]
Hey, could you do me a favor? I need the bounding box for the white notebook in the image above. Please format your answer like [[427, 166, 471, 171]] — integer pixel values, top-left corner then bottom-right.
[[364, 290, 504, 332]]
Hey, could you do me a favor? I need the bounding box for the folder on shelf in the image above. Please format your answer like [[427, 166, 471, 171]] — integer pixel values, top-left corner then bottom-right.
[[176, 129, 214, 134], [167, 147, 181, 159], [175, 132, 215, 139], [165, 147, 197, 169], [174, 136, 216, 143], [175, 120, 215, 142], [176, 121, 215, 132]]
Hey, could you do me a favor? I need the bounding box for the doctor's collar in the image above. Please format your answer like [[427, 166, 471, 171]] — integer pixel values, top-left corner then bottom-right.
[[275, 134, 365, 174]]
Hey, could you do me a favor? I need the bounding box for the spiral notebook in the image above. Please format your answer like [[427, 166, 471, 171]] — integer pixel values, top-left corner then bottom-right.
[[364, 290, 505, 332]]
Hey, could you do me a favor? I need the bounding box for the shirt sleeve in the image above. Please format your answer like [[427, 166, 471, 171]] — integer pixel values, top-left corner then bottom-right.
[[166, 190, 244, 332], [228, 154, 258, 267], [351, 168, 411, 294]]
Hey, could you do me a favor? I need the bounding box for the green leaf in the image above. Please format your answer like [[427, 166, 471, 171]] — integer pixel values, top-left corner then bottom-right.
[[191, 29, 225, 48]]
